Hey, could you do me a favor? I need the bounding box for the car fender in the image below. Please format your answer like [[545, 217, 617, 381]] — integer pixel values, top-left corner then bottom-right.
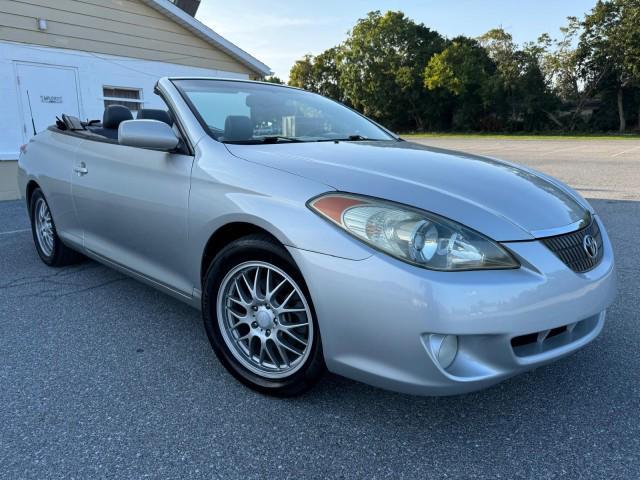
[[188, 140, 373, 289]]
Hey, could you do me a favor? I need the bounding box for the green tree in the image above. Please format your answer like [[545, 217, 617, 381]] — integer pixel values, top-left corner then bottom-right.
[[339, 11, 446, 131], [288, 48, 345, 101], [478, 28, 560, 130], [263, 75, 284, 85], [288, 55, 316, 91], [424, 37, 496, 129], [311, 47, 344, 101], [536, 21, 593, 130], [478, 29, 521, 87], [283, 7, 640, 133], [578, 0, 640, 131], [517, 49, 561, 130], [478, 28, 522, 124], [537, 22, 582, 101]]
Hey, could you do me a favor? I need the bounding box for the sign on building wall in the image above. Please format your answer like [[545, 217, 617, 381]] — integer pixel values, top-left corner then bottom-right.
[[40, 95, 64, 104]]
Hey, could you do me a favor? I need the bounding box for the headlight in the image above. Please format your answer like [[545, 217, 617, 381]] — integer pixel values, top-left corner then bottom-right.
[[308, 193, 519, 271]]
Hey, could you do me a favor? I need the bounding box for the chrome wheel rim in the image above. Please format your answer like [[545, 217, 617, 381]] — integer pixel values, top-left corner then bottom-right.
[[34, 198, 54, 257], [216, 261, 314, 379]]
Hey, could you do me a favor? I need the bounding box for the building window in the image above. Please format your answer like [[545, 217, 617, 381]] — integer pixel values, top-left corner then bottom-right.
[[102, 86, 143, 112]]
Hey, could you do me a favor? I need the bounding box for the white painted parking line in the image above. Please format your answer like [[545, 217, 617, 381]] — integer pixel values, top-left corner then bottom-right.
[[538, 145, 587, 156], [611, 145, 640, 158], [0, 228, 30, 236]]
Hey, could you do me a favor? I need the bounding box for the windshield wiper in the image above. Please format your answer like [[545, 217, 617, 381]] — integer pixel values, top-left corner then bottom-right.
[[222, 136, 304, 145], [260, 136, 303, 144], [316, 135, 386, 142]]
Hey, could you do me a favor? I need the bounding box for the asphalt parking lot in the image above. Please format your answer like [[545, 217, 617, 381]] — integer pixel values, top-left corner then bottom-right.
[[1, 138, 639, 479], [411, 137, 640, 201]]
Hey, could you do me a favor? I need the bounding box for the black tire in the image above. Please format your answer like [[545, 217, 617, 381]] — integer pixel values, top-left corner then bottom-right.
[[202, 234, 325, 397], [29, 188, 84, 267]]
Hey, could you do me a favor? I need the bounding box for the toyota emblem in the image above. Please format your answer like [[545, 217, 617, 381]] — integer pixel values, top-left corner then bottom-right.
[[583, 234, 598, 259]]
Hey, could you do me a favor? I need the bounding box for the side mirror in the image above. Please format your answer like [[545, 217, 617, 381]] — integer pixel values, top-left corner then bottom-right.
[[118, 119, 179, 151]]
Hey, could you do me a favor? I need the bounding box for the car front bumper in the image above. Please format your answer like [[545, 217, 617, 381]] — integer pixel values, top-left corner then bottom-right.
[[287, 216, 617, 396]]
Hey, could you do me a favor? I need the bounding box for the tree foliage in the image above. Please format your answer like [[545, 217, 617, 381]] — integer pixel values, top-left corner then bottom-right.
[[288, 47, 344, 100], [337, 11, 445, 130], [578, 0, 640, 130], [424, 37, 496, 129], [425, 38, 493, 96], [288, 55, 315, 91], [286, 2, 640, 133], [263, 75, 285, 85]]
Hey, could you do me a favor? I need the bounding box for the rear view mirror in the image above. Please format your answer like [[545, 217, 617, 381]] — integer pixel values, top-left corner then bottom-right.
[[118, 119, 179, 151]]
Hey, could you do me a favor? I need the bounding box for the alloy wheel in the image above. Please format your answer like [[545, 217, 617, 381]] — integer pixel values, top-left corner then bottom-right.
[[216, 261, 314, 379], [34, 197, 54, 257]]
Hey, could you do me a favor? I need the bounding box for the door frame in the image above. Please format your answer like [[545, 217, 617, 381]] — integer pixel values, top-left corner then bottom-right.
[[13, 60, 84, 143]]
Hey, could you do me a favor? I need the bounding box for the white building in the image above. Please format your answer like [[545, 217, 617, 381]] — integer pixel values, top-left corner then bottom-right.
[[0, 0, 271, 200]]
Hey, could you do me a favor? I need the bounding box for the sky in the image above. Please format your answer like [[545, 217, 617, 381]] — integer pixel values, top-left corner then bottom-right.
[[196, 0, 597, 80]]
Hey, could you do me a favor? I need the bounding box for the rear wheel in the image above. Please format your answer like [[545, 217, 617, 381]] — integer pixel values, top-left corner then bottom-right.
[[29, 188, 84, 267], [202, 235, 325, 396]]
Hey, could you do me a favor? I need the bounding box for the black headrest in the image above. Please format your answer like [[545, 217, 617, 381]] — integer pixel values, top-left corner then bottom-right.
[[224, 116, 254, 141], [137, 109, 172, 125], [103, 105, 133, 129]]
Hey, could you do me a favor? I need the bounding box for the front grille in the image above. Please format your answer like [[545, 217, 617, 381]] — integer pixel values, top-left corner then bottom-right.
[[511, 325, 567, 349], [541, 219, 603, 273], [511, 314, 602, 357]]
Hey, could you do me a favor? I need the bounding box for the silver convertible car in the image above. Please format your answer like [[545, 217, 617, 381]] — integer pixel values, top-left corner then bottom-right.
[[18, 77, 616, 396]]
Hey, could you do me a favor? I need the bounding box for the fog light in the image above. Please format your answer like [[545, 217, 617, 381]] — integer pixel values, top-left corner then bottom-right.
[[429, 334, 458, 369]]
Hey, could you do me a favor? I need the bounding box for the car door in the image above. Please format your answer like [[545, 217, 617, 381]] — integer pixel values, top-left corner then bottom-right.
[[71, 138, 195, 297]]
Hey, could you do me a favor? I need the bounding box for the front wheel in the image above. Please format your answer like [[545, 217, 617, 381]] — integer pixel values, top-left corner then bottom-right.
[[202, 235, 325, 396]]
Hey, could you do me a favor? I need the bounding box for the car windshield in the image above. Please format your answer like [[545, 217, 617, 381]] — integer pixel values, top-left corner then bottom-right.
[[173, 79, 395, 144]]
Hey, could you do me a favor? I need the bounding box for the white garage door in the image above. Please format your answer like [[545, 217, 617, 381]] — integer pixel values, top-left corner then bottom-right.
[[15, 62, 81, 142]]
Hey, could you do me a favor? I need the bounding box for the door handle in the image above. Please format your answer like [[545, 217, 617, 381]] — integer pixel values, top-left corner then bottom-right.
[[74, 163, 88, 176]]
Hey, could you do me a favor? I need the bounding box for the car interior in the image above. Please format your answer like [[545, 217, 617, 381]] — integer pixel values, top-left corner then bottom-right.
[[55, 105, 175, 143], [217, 115, 324, 142], [56, 103, 325, 145]]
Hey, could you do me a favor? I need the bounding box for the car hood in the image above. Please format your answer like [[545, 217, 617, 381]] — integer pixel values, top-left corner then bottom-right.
[[225, 140, 591, 241]]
